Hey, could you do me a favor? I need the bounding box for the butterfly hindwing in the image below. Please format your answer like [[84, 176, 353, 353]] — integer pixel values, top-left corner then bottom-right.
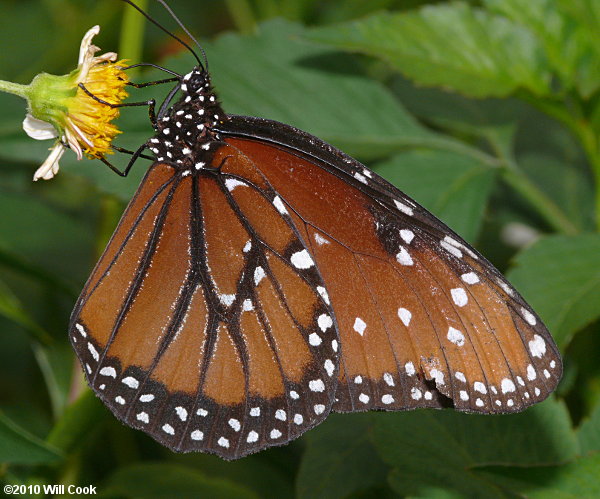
[[218, 116, 561, 415]]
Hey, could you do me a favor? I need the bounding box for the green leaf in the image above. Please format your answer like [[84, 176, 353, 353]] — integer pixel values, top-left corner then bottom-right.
[[374, 150, 497, 242], [0, 277, 51, 344], [481, 453, 600, 498], [196, 19, 441, 160], [392, 77, 524, 142], [171, 453, 294, 499], [101, 463, 259, 499], [297, 413, 388, 499], [373, 399, 578, 497], [578, 398, 600, 455], [0, 411, 62, 465], [486, 0, 600, 97], [0, 188, 95, 282], [307, 3, 551, 98], [46, 389, 107, 454], [507, 234, 600, 349]]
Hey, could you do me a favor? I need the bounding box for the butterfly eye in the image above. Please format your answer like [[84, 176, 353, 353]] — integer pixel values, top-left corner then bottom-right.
[[68, 0, 562, 460]]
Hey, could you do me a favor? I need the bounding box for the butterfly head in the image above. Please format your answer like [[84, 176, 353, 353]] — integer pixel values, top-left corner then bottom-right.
[[147, 67, 226, 170]]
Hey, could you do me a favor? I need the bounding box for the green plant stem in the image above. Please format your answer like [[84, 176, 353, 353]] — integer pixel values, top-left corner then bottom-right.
[[225, 0, 257, 34], [481, 118, 579, 235], [119, 0, 148, 78], [519, 92, 600, 232], [574, 122, 600, 232], [420, 134, 577, 234], [0, 79, 29, 99], [500, 167, 578, 235]]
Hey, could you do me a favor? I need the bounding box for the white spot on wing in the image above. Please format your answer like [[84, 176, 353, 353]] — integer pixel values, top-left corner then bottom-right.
[[324, 359, 335, 377], [76, 323, 87, 337], [501, 378, 516, 393], [461, 272, 479, 284], [354, 172, 368, 184], [273, 196, 288, 215], [396, 246, 413, 266], [88, 343, 99, 361], [309, 333, 322, 346], [314, 404, 325, 414], [318, 314, 333, 332], [309, 379, 325, 392], [398, 308, 412, 327], [100, 367, 117, 378], [440, 239, 463, 258], [122, 376, 139, 389], [529, 334, 546, 358], [447, 326, 465, 346], [225, 178, 246, 191], [317, 286, 330, 304], [394, 200, 414, 216], [254, 266, 266, 285], [314, 233, 330, 246], [400, 229, 414, 244], [521, 307, 537, 326], [219, 294, 236, 306], [291, 249, 314, 269], [474, 382, 487, 394], [353, 317, 366, 336], [451, 288, 468, 307], [175, 407, 188, 421]]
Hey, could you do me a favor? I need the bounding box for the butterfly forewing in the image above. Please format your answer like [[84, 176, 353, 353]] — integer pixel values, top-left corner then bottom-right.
[[70, 155, 338, 459]]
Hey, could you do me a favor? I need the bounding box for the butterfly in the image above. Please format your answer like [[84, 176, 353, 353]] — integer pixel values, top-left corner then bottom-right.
[[69, 0, 562, 459]]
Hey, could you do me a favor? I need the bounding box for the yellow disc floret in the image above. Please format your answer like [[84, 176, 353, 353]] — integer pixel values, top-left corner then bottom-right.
[[66, 60, 129, 159]]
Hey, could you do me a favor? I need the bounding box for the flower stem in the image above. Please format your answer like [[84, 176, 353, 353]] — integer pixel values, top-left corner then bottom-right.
[[119, 0, 148, 78], [0, 79, 29, 99]]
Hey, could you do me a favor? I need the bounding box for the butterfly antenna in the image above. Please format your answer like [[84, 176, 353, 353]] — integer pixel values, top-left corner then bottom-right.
[[155, 0, 209, 71], [119, 0, 204, 69]]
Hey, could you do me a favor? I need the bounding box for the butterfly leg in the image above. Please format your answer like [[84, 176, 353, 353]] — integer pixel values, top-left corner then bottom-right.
[[78, 83, 158, 128], [99, 143, 149, 177], [110, 144, 155, 161]]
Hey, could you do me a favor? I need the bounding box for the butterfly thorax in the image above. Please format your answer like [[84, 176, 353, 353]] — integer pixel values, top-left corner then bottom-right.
[[147, 67, 226, 170]]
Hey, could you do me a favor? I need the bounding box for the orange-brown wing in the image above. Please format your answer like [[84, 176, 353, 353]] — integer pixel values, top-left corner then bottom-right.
[[69, 158, 337, 459], [219, 124, 561, 415]]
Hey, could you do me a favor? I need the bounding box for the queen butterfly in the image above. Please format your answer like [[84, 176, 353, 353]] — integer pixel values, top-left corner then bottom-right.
[[69, 0, 562, 459]]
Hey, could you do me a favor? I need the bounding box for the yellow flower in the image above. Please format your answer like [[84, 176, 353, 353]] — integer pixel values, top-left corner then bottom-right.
[[0, 26, 129, 180]]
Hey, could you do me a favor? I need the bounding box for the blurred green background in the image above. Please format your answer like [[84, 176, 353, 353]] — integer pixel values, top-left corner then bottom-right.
[[1, 0, 600, 497]]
